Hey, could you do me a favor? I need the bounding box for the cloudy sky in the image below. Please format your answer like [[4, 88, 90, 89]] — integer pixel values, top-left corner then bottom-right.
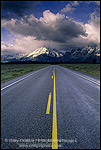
[[1, 1, 100, 55]]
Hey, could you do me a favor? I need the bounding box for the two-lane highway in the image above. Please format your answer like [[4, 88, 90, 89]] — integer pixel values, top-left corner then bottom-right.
[[1, 65, 100, 149]]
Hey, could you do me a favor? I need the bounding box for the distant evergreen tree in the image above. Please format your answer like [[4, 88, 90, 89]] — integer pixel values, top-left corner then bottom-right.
[[60, 59, 63, 63], [93, 58, 96, 64]]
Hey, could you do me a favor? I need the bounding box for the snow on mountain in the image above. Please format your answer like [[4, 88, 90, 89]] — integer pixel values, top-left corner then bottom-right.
[[27, 47, 48, 58], [63, 46, 100, 63], [1, 46, 100, 63], [1, 47, 63, 62], [26, 46, 63, 58]]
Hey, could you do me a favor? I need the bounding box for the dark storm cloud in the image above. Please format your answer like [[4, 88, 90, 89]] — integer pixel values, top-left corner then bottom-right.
[[1, 1, 39, 18], [2, 10, 87, 43]]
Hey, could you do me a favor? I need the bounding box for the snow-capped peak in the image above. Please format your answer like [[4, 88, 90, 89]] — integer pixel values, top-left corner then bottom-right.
[[26, 46, 63, 58]]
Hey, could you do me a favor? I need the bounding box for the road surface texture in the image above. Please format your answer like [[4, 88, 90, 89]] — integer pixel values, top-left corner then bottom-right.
[[1, 65, 100, 149]]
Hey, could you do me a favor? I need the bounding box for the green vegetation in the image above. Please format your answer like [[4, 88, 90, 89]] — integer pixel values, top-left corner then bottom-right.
[[59, 64, 100, 77], [1, 63, 100, 83], [1, 64, 49, 83]]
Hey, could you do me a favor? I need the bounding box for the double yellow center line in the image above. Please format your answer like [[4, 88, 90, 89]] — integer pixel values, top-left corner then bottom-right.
[[46, 68, 58, 149]]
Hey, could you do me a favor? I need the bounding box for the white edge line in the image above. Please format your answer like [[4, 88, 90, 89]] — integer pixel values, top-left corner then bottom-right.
[[59, 66, 100, 86], [1, 66, 49, 91], [75, 73, 100, 86], [1, 72, 38, 91]]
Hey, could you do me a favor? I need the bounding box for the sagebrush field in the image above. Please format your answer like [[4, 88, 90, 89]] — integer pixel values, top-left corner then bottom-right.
[[1, 64, 49, 83], [59, 63, 100, 77]]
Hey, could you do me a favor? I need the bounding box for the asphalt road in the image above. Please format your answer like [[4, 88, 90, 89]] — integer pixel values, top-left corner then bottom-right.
[[1, 65, 100, 149]]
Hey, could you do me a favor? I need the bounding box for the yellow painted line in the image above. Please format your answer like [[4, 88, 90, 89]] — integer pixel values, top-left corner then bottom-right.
[[52, 68, 58, 149], [46, 92, 51, 114]]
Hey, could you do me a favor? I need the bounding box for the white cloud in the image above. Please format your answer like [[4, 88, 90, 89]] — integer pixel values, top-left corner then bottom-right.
[[61, 4, 75, 13], [71, 1, 79, 6], [1, 42, 20, 55], [1, 42, 14, 51], [1, 10, 100, 54], [1, 35, 69, 55], [1, 36, 47, 55], [61, 1, 79, 13], [1, 10, 86, 43], [66, 11, 100, 48], [95, 1, 100, 5], [85, 11, 100, 44], [86, 1, 100, 5], [14, 36, 46, 53], [40, 10, 64, 23]]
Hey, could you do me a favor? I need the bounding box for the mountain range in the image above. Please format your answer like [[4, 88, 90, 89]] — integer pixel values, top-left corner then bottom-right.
[[1, 46, 100, 63]]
